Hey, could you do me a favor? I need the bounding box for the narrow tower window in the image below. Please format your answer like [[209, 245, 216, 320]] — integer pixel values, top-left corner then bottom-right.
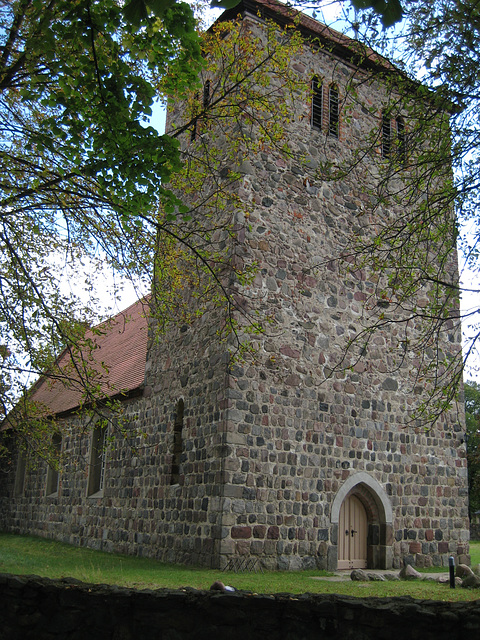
[[46, 432, 62, 496], [311, 76, 323, 130], [190, 121, 197, 142], [382, 111, 392, 158], [190, 91, 199, 142], [328, 84, 339, 137], [191, 81, 210, 142], [203, 79, 211, 109], [87, 422, 107, 497], [170, 399, 184, 485]]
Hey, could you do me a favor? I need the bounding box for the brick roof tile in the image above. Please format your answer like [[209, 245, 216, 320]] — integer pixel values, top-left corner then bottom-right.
[[30, 298, 149, 416]]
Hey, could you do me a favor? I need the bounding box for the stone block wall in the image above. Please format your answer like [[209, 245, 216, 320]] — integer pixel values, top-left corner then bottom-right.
[[1, 573, 480, 640]]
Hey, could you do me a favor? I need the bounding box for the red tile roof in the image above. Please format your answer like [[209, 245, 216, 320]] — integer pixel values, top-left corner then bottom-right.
[[30, 298, 149, 416]]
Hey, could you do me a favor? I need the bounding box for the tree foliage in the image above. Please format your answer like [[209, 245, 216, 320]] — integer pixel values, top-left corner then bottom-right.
[[465, 380, 480, 515], [1, 4, 308, 461], [153, 14, 306, 350], [0, 0, 204, 455], [349, 0, 402, 26]]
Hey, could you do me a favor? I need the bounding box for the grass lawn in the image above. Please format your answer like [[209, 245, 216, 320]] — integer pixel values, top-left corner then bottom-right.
[[1, 533, 479, 602], [470, 540, 480, 566]]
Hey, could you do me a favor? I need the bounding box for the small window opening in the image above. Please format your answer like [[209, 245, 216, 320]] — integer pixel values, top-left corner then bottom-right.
[[191, 81, 210, 142], [190, 91, 199, 142], [311, 76, 323, 130], [46, 432, 62, 496], [328, 84, 339, 137], [14, 447, 27, 497], [203, 79, 211, 109], [88, 422, 107, 496], [382, 112, 392, 158], [170, 399, 184, 485]]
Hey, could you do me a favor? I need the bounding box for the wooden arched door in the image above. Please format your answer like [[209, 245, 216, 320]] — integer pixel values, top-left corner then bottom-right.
[[338, 494, 368, 569]]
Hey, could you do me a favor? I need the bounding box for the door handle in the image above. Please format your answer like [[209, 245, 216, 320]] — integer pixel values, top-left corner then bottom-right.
[[351, 529, 357, 537]]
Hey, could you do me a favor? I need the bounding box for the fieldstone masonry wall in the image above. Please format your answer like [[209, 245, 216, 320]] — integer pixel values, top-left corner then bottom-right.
[[1, 573, 480, 640], [0, 309, 231, 568], [0, 2, 470, 571]]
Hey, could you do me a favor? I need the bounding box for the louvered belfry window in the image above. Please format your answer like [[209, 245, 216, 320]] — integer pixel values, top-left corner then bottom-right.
[[382, 111, 392, 157], [329, 84, 339, 137], [311, 76, 323, 130]]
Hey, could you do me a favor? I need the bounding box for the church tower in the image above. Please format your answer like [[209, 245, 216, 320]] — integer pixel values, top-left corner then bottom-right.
[[153, 0, 469, 570]]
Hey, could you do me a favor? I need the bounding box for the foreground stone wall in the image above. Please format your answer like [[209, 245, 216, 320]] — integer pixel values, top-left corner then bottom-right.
[[1, 573, 479, 640]]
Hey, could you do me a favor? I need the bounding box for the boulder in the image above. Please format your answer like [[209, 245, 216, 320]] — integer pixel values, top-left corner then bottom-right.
[[461, 574, 480, 589], [351, 569, 369, 581], [210, 581, 226, 591], [473, 563, 480, 577], [367, 573, 386, 581], [456, 564, 474, 579], [437, 575, 462, 586], [399, 564, 422, 580]]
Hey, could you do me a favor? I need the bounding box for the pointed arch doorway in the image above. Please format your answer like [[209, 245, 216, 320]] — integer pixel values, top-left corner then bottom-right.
[[331, 472, 393, 570], [338, 494, 368, 569]]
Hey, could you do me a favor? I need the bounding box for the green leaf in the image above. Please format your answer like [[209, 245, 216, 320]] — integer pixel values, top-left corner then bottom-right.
[[351, 0, 403, 27], [210, 0, 242, 10], [123, 0, 149, 26]]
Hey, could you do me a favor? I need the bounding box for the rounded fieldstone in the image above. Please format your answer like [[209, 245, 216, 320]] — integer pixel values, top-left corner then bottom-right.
[[456, 564, 474, 579], [351, 569, 369, 581], [399, 564, 422, 580], [461, 574, 480, 589]]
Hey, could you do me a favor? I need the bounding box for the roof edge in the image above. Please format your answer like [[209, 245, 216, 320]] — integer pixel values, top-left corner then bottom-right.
[[214, 0, 396, 75]]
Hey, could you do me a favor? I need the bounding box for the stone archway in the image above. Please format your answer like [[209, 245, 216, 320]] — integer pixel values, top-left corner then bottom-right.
[[331, 472, 393, 570]]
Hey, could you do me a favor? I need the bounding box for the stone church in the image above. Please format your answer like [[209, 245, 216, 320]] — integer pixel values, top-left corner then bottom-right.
[[0, 0, 470, 571]]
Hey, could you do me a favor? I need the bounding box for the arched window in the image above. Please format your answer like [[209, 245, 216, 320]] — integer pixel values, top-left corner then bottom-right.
[[191, 81, 211, 142], [382, 111, 391, 158], [328, 84, 339, 137], [170, 399, 184, 485], [46, 432, 62, 496], [14, 447, 27, 497], [311, 76, 323, 130], [190, 91, 199, 142], [87, 422, 107, 497]]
